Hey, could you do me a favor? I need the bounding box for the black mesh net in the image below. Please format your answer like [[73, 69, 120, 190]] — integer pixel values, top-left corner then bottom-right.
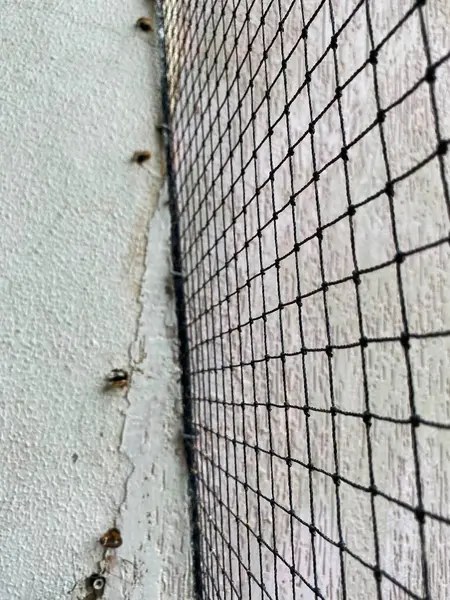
[[158, 0, 450, 598]]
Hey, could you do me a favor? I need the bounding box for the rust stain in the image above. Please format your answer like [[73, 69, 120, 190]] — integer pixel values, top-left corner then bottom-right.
[[125, 189, 159, 301]]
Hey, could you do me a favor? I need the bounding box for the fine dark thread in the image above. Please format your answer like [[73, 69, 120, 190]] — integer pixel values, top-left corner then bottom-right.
[[365, 2, 431, 597], [327, 1, 383, 596], [297, 1, 347, 596]]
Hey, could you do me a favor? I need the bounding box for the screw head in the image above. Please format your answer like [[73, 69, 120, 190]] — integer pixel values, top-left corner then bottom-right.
[[132, 150, 151, 164], [99, 527, 123, 548], [105, 368, 128, 388], [136, 17, 152, 31], [93, 577, 105, 591], [87, 574, 106, 598]]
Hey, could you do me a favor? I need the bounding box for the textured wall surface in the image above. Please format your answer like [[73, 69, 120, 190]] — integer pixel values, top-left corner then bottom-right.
[[167, 0, 450, 598], [0, 1, 192, 599]]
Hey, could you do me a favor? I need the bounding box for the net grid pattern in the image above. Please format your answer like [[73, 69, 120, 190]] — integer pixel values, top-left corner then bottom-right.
[[159, 0, 450, 598]]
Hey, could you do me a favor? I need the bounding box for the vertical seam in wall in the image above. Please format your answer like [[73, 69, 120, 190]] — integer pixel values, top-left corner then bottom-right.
[[155, 3, 204, 599]]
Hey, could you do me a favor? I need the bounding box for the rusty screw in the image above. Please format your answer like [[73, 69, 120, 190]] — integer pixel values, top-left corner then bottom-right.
[[136, 17, 153, 31], [132, 150, 151, 164]]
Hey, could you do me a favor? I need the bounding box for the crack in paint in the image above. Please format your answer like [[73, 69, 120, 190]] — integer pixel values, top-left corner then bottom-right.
[[116, 181, 166, 519]]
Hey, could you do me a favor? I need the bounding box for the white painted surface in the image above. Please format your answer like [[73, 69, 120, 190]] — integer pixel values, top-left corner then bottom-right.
[[1, 0, 449, 598], [0, 2, 192, 599], [167, 0, 450, 598]]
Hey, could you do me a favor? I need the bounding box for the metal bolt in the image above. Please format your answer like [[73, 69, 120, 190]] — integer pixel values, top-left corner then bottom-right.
[[92, 577, 105, 591], [87, 574, 106, 598]]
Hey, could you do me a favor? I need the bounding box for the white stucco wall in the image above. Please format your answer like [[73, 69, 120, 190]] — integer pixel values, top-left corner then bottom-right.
[[1, 0, 449, 599], [0, 2, 192, 599]]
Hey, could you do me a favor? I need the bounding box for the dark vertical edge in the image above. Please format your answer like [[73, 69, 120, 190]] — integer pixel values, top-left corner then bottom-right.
[[155, 4, 204, 600]]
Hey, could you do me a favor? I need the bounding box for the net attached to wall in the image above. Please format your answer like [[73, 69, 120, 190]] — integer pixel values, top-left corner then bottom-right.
[[159, 0, 450, 598]]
